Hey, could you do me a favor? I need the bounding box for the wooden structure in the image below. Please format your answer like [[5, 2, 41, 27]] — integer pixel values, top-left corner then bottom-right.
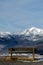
[[8, 47, 37, 61]]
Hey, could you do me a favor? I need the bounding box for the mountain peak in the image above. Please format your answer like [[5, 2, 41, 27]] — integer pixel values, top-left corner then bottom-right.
[[29, 27, 39, 31], [29, 27, 40, 31], [20, 27, 43, 36]]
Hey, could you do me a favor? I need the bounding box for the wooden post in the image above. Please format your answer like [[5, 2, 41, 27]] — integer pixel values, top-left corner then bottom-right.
[[33, 48, 35, 60], [10, 50, 12, 59]]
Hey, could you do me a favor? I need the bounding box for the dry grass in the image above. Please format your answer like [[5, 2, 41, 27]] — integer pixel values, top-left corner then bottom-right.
[[0, 56, 43, 65], [5, 56, 38, 61]]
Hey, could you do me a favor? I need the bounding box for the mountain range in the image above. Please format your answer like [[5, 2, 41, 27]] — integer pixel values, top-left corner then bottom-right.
[[0, 27, 43, 54]]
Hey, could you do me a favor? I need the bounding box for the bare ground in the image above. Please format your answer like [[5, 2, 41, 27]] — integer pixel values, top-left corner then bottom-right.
[[0, 56, 43, 65]]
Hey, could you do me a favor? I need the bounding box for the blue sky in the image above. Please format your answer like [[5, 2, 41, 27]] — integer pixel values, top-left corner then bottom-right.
[[0, 0, 43, 33]]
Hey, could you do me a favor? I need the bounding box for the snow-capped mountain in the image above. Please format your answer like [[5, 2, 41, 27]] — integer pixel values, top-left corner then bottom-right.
[[21, 27, 43, 36], [0, 27, 43, 54], [0, 32, 15, 39], [0, 32, 11, 37], [0, 27, 43, 41], [20, 27, 43, 41]]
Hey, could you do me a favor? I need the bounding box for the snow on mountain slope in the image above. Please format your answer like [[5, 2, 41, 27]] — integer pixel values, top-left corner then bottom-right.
[[0, 32, 13, 38], [0, 27, 43, 41], [0, 27, 43, 37], [0, 32, 11, 35], [21, 27, 43, 36]]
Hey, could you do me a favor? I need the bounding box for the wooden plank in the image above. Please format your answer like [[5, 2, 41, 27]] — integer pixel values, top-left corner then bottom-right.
[[8, 47, 36, 52]]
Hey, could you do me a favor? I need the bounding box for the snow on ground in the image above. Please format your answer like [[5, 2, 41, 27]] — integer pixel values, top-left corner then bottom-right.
[[0, 53, 43, 62]]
